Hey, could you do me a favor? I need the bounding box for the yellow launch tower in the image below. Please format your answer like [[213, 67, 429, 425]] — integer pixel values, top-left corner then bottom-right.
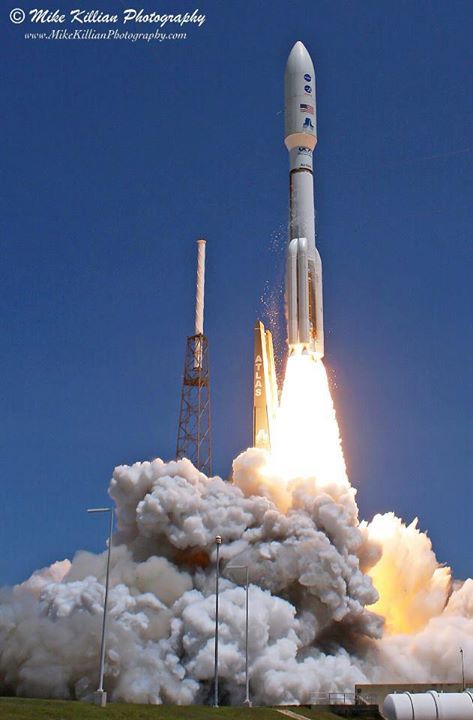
[[253, 321, 278, 450]]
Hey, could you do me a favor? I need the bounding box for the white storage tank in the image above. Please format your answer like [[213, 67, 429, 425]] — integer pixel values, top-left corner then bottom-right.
[[383, 691, 473, 720]]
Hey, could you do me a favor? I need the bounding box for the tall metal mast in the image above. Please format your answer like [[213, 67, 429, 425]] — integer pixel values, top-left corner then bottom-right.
[[176, 239, 212, 475]]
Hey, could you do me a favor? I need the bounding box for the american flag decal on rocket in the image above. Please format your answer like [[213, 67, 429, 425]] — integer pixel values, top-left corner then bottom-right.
[[300, 103, 314, 114]]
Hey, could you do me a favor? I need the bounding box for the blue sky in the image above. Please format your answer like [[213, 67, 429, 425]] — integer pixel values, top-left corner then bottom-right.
[[2, 0, 472, 586]]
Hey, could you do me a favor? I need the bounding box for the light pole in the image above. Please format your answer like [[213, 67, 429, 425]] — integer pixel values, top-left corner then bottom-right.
[[87, 507, 113, 708], [213, 535, 222, 708], [461, 648, 465, 691], [226, 564, 251, 707]]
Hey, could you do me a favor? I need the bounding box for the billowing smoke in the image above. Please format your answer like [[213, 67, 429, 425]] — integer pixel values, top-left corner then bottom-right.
[[1, 450, 472, 704], [1, 354, 472, 703]]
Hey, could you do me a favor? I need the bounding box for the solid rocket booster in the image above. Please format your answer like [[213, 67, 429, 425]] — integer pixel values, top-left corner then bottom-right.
[[285, 41, 324, 357]]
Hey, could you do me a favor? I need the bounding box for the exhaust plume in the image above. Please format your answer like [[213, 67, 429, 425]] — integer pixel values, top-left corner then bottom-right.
[[1, 359, 471, 703]]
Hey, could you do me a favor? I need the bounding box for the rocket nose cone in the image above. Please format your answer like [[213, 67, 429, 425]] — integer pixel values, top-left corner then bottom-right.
[[286, 41, 314, 75], [289, 41, 308, 58]]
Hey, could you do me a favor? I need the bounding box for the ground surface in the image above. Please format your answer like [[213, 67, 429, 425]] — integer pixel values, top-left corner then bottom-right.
[[293, 707, 383, 720], [0, 699, 342, 720]]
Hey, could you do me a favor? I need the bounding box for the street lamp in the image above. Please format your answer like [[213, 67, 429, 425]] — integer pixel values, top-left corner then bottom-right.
[[460, 648, 465, 691], [213, 535, 222, 708], [226, 564, 251, 707], [87, 507, 114, 708]]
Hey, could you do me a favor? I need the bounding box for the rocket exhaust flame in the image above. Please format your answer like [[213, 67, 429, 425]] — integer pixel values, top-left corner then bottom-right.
[[268, 350, 348, 488]]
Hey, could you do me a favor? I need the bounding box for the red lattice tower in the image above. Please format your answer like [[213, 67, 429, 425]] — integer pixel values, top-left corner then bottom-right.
[[176, 240, 212, 475]]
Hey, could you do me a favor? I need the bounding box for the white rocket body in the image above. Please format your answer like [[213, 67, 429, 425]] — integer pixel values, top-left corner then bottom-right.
[[285, 41, 324, 358]]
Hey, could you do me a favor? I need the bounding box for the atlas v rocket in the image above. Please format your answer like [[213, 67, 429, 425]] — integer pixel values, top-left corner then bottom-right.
[[285, 41, 324, 358], [253, 41, 323, 449]]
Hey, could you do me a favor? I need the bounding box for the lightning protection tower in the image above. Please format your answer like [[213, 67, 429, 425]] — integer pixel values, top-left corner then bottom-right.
[[176, 239, 212, 475]]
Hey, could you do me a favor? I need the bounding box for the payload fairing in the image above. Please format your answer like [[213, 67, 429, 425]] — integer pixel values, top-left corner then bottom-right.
[[253, 41, 323, 448]]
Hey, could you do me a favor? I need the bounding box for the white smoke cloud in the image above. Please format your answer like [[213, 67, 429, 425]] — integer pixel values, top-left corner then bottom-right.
[[0, 453, 472, 704]]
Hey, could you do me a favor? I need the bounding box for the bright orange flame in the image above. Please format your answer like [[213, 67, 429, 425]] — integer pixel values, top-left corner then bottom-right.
[[364, 513, 452, 634], [266, 348, 348, 490]]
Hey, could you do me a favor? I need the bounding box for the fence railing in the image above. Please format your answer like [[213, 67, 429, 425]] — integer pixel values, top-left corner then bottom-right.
[[309, 692, 378, 705], [310, 692, 355, 705]]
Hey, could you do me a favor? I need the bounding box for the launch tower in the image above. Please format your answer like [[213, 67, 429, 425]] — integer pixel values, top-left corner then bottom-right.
[[176, 239, 212, 475]]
